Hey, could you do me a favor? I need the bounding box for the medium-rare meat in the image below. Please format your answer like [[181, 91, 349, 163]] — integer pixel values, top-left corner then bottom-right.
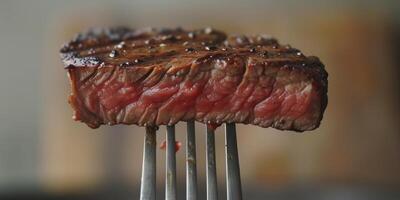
[[60, 27, 328, 131]]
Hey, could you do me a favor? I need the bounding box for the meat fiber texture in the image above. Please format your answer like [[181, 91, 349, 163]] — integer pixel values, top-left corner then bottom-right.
[[60, 27, 328, 132]]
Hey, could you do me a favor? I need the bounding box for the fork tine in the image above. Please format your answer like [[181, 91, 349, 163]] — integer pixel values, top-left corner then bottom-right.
[[140, 126, 157, 200], [206, 124, 218, 200], [166, 125, 177, 200], [225, 123, 243, 200], [186, 121, 198, 200]]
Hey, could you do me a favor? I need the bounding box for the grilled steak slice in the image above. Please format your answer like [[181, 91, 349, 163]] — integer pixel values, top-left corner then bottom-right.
[[60, 27, 328, 131]]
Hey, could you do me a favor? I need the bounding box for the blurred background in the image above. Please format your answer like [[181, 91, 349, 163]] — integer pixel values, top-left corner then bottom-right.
[[1, 0, 400, 199]]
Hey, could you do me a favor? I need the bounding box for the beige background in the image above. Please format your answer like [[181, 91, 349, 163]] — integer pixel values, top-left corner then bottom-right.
[[0, 0, 399, 198]]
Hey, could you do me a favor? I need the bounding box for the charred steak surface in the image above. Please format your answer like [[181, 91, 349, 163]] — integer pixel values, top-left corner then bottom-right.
[[60, 27, 328, 131]]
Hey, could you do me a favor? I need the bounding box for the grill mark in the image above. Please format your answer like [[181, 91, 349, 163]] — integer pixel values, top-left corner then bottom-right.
[[139, 50, 180, 66], [134, 67, 155, 84], [61, 27, 311, 74], [78, 36, 171, 57], [63, 28, 227, 54], [105, 49, 181, 67], [63, 32, 150, 53]]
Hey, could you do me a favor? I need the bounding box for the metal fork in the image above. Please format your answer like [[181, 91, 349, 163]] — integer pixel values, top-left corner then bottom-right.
[[140, 121, 242, 200]]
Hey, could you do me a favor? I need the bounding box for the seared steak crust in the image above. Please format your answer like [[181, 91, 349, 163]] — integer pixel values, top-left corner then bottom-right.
[[61, 27, 328, 131]]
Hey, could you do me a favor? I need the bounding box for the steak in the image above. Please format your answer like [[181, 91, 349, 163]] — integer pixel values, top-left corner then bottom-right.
[[60, 27, 328, 131]]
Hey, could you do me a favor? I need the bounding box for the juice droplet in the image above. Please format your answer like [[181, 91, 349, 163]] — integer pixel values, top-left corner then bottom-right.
[[207, 122, 221, 130], [115, 41, 126, 49], [188, 32, 196, 39], [205, 46, 217, 51], [109, 50, 118, 58], [204, 27, 213, 34]]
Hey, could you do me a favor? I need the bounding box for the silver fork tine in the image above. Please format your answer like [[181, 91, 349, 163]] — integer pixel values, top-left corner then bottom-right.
[[166, 125, 177, 200], [206, 125, 218, 200], [225, 123, 243, 200], [140, 126, 157, 200], [186, 121, 198, 200]]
